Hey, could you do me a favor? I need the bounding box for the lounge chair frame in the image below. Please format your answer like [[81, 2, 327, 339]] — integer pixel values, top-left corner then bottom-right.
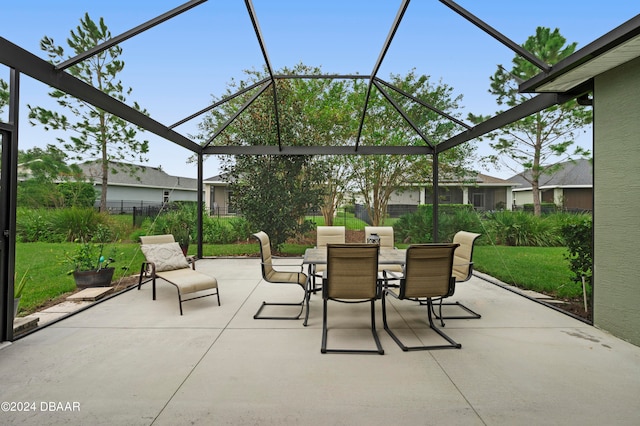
[[137, 235, 220, 315]]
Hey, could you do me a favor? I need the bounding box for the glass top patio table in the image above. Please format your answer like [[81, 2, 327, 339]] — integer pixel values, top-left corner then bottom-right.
[[302, 247, 406, 266], [301, 246, 406, 326]]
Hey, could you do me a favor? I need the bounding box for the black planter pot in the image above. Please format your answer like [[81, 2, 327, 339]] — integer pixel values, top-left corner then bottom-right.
[[73, 267, 115, 289]]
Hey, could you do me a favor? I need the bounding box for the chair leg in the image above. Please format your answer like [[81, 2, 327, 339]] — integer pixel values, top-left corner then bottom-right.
[[430, 300, 482, 320], [321, 299, 329, 353], [303, 275, 312, 326], [382, 291, 409, 351], [254, 284, 306, 320], [369, 300, 384, 355], [384, 294, 461, 351], [137, 263, 155, 290], [321, 299, 384, 355], [425, 299, 462, 350]]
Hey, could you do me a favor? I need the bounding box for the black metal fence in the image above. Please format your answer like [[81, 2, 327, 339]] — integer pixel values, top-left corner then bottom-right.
[[125, 202, 421, 229]]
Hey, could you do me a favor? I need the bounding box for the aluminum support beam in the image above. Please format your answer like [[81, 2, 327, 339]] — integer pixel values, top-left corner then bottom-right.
[[202, 145, 433, 156], [356, 0, 411, 151], [372, 80, 434, 148], [170, 77, 270, 129], [244, 0, 282, 149], [375, 77, 472, 130], [204, 81, 272, 146], [1, 69, 20, 342], [0, 38, 201, 154], [437, 93, 565, 152], [56, 0, 208, 71], [196, 152, 204, 259], [440, 0, 550, 72], [273, 74, 369, 80], [432, 152, 439, 242]]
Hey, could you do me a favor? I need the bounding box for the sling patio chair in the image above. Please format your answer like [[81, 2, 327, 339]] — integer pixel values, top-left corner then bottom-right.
[[365, 226, 404, 275], [382, 243, 462, 351], [431, 231, 483, 320], [311, 226, 345, 293], [322, 243, 384, 355], [138, 234, 220, 315], [252, 231, 308, 320]]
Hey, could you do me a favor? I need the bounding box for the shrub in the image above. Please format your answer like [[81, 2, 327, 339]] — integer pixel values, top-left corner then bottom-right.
[[17, 207, 112, 242], [202, 218, 233, 244], [484, 211, 562, 246], [393, 204, 482, 244], [58, 181, 97, 208], [133, 204, 252, 245], [523, 202, 557, 214], [560, 217, 593, 286], [16, 208, 56, 242], [229, 217, 252, 242], [51, 207, 110, 242]]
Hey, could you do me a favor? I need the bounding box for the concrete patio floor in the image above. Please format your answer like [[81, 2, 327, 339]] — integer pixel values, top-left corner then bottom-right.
[[1, 257, 639, 425]]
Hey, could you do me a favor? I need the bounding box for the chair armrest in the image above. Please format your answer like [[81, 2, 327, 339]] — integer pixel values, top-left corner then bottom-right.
[[264, 261, 304, 273], [140, 261, 157, 277], [383, 269, 404, 280], [186, 255, 197, 269], [446, 276, 456, 297]]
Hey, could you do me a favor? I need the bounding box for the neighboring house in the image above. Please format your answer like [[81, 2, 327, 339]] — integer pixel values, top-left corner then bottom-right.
[[508, 159, 593, 211], [204, 172, 516, 216], [389, 173, 517, 213], [76, 161, 201, 212], [204, 174, 234, 215]]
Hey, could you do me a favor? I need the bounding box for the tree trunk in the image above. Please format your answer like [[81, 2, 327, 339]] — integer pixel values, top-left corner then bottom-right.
[[532, 179, 541, 216]]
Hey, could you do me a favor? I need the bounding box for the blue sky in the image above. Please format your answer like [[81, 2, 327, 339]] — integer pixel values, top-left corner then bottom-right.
[[2, 0, 639, 179]]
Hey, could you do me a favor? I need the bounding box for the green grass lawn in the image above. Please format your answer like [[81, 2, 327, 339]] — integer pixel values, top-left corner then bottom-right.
[[473, 245, 582, 299], [15, 242, 146, 315], [14, 241, 582, 317]]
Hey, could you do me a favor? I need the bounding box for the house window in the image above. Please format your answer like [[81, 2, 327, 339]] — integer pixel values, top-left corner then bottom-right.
[[472, 193, 484, 209], [163, 190, 170, 204], [439, 188, 452, 203], [210, 188, 217, 214], [227, 190, 235, 214]]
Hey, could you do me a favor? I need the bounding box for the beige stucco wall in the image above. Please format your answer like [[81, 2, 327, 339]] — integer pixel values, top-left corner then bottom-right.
[[593, 56, 640, 346]]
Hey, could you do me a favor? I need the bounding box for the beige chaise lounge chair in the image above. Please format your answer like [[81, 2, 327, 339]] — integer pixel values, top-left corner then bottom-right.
[[138, 234, 220, 315]]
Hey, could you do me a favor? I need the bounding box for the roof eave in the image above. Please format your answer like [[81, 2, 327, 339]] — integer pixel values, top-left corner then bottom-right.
[[520, 14, 640, 94]]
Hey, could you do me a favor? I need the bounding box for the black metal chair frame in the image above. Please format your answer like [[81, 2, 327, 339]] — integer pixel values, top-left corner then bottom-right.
[[430, 231, 482, 320], [382, 244, 462, 351], [252, 232, 308, 321]]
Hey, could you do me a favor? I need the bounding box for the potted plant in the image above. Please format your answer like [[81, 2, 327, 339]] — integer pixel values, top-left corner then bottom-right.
[[64, 226, 118, 289]]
